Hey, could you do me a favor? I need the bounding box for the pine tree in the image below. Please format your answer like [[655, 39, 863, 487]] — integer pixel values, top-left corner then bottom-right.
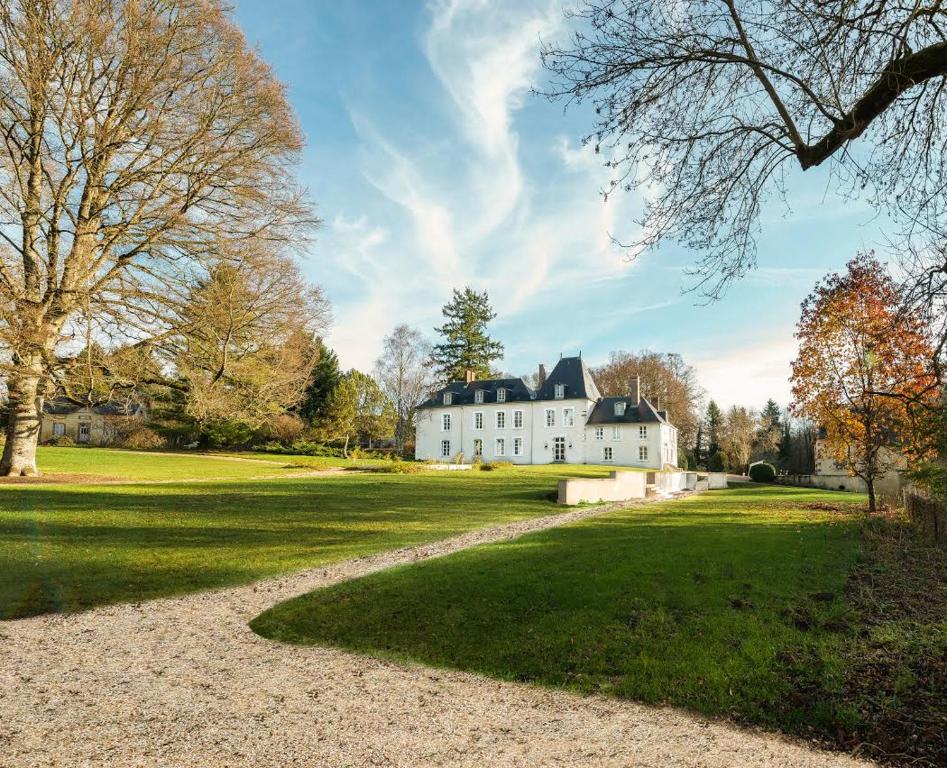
[[754, 398, 783, 458], [430, 287, 504, 383], [299, 340, 340, 427], [705, 400, 723, 456]]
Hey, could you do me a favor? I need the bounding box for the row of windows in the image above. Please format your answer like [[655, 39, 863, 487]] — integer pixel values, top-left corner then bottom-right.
[[440, 438, 524, 458], [443, 408, 584, 431], [593, 425, 648, 440], [443, 382, 568, 406], [439, 440, 650, 462], [443, 414, 650, 437], [602, 446, 648, 462]]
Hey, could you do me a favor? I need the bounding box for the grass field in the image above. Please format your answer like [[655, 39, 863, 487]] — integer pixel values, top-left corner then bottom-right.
[[0, 448, 606, 619], [29, 446, 315, 481], [252, 485, 947, 765]]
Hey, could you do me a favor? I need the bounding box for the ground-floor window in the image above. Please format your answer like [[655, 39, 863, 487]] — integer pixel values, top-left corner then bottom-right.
[[53, 422, 65, 437], [513, 437, 523, 456], [441, 439, 451, 458], [495, 438, 506, 456], [603, 446, 613, 462], [638, 445, 648, 462], [473, 439, 483, 457], [78, 422, 90, 443]]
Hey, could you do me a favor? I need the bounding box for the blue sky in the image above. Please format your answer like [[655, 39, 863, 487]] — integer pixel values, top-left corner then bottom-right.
[[233, 0, 891, 409]]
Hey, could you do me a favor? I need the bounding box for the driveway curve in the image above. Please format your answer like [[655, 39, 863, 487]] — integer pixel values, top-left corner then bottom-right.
[[0, 502, 873, 767]]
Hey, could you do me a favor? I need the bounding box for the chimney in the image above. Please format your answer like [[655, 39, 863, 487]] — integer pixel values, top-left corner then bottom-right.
[[538, 363, 547, 386], [464, 369, 476, 384], [629, 375, 640, 405]]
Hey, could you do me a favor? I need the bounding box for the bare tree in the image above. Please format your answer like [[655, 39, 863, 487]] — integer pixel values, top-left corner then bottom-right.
[[0, 0, 312, 475], [720, 405, 757, 474], [374, 324, 433, 452], [541, 2, 947, 297]]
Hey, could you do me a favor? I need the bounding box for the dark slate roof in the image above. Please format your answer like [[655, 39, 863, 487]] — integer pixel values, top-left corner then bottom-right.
[[419, 356, 604, 409], [535, 356, 601, 401], [587, 396, 670, 426], [43, 398, 144, 417], [417, 377, 534, 409]]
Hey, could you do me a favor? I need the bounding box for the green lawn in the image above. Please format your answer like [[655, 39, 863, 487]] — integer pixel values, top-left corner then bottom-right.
[[251, 485, 946, 764], [0, 450, 602, 619], [32, 446, 313, 481]]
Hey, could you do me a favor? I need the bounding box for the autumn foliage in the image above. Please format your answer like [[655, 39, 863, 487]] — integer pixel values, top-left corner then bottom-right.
[[791, 255, 936, 511]]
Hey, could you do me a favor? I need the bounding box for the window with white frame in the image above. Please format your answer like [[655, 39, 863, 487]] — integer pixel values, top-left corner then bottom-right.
[[614, 401, 626, 416], [554, 383, 565, 399], [513, 437, 523, 456], [639, 445, 648, 461], [639, 425, 648, 439], [495, 437, 506, 456], [594, 427, 604, 440], [443, 392, 452, 405], [53, 422, 65, 437], [473, 439, 483, 457], [563, 407, 575, 427], [474, 411, 483, 430], [496, 411, 506, 429], [475, 389, 484, 404], [612, 426, 621, 440], [545, 408, 555, 427], [603, 446, 613, 462], [497, 388, 507, 403], [513, 409, 523, 428], [441, 439, 451, 458], [442, 413, 451, 431]]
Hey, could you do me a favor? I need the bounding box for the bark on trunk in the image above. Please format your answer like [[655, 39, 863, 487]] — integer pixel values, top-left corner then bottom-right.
[[342, 434, 349, 459], [866, 480, 877, 515], [1, 362, 44, 477]]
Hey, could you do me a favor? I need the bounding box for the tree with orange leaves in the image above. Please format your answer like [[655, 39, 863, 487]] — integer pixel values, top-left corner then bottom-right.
[[791, 255, 936, 513]]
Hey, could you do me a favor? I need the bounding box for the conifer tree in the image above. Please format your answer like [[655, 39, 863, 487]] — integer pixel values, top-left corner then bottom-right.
[[300, 341, 340, 427], [705, 400, 723, 456], [430, 287, 504, 383]]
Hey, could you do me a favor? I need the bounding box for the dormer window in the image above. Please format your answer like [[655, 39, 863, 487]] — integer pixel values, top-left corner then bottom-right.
[[497, 388, 507, 403], [614, 401, 626, 416], [443, 392, 453, 405], [554, 383, 565, 400], [475, 389, 484, 404]]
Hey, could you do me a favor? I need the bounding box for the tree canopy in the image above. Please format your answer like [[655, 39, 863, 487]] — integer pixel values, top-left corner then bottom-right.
[[0, 0, 313, 475], [791, 255, 937, 511], [430, 287, 504, 383], [542, 1, 947, 298]]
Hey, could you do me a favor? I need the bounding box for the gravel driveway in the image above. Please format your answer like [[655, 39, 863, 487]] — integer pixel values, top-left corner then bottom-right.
[[0, 501, 873, 768]]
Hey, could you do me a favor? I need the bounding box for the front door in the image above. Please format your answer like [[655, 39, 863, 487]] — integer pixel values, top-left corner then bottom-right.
[[553, 436, 566, 462], [78, 422, 90, 443]]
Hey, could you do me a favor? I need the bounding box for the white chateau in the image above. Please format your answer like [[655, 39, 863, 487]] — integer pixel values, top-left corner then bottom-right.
[[415, 356, 678, 468]]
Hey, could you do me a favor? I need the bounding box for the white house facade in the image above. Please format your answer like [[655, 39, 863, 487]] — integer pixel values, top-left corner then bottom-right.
[[415, 356, 678, 469]]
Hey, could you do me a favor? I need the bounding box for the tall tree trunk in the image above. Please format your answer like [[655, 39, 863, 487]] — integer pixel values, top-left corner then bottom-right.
[[1, 356, 44, 477], [342, 433, 349, 459], [866, 479, 877, 515]]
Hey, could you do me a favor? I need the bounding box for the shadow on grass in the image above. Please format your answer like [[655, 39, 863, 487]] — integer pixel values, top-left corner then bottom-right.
[[0, 473, 563, 620], [252, 493, 875, 755]]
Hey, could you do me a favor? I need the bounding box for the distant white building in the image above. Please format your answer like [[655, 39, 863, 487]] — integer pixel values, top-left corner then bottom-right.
[[414, 355, 678, 468]]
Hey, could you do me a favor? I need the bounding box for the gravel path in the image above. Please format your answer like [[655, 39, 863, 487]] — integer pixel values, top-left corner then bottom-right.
[[0, 500, 873, 768]]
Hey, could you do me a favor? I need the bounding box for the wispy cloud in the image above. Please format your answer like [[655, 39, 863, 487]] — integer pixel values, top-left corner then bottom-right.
[[328, 0, 658, 371]]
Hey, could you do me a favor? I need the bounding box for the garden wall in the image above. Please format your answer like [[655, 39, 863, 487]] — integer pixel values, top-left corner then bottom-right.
[[558, 471, 647, 505]]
